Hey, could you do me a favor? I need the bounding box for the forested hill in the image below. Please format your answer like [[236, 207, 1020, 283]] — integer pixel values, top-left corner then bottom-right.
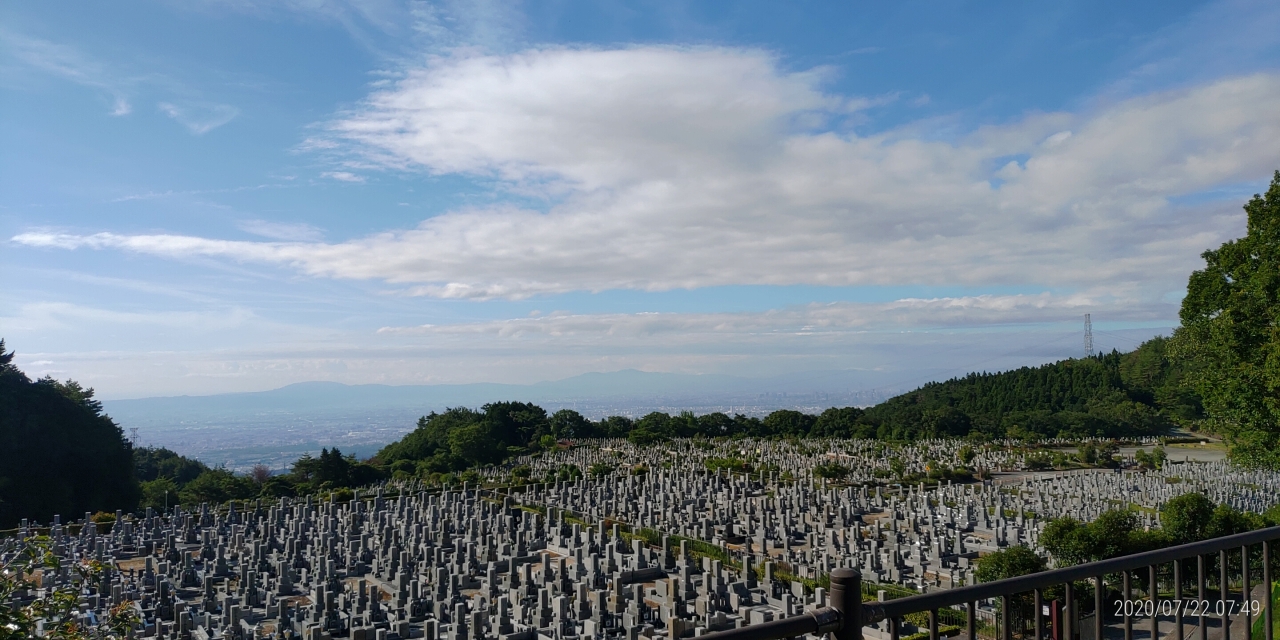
[[368, 338, 1196, 481], [860, 336, 1200, 440], [0, 340, 138, 527]]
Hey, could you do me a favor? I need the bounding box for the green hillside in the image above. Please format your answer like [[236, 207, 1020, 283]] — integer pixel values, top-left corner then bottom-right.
[[369, 337, 1198, 482], [858, 336, 1200, 440], [0, 340, 138, 527]]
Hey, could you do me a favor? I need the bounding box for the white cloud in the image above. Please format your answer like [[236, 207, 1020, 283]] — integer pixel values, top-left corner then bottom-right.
[[110, 96, 132, 116], [0, 29, 135, 116], [14, 47, 1280, 302], [1, 302, 258, 335], [321, 171, 366, 183], [376, 292, 1166, 339], [158, 101, 239, 134], [1, 296, 1169, 399]]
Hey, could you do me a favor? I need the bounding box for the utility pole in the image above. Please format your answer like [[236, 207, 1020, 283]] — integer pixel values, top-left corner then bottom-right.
[[1084, 313, 1094, 357]]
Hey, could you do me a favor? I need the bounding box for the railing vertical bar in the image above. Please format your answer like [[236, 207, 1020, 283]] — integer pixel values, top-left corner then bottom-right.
[[890, 616, 900, 640], [1176, 559, 1184, 640], [1244, 545, 1252, 640], [1003, 595, 1013, 640], [968, 601, 977, 640], [1222, 548, 1231, 640], [1066, 582, 1075, 640], [1125, 570, 1134, 640], [1096, 575, 1105, 640], [1150, 564, 1159, 640], [929, 609, 939, 640], [1036, 589, 1044, 640], [1265, 540, 1273, 640], [1200, 554, 1208, 640]]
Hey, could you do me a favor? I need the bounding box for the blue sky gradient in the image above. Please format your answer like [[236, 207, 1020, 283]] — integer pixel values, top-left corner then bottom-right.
[[3, 0, 1279, 398]]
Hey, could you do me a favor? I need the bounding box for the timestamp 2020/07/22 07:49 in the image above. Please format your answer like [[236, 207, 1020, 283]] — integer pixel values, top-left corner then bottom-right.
[[1112, 599, 1263, 618]]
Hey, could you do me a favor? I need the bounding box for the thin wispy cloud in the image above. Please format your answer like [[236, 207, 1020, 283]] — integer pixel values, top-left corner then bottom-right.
[[110, 96, 132, 116], [237, 220, 325, 242], [0, 29, 133, 116], [109, 183, 295, 202], [376, 292, 1164, 339], [321, 171, 365, 183], [158, 101, 240, 135]]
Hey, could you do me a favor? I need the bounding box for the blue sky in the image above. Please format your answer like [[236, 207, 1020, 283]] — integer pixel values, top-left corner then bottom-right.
[[3, 0, 1279, 399]]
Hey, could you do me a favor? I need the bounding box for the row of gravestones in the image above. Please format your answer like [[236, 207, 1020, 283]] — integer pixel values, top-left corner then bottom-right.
[[1, 441, 1271, 640], [2, 487, 843, 640]]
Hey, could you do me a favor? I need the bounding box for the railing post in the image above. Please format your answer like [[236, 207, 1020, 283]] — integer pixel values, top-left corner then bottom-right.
[[830, 568, 863, 640], [1095, 575, 1105, 640], [1265, 540, 1273, 640]]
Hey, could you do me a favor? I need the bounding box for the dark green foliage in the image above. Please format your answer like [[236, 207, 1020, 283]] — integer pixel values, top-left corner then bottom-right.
[[975, 545, 1047, 583], [627, 413, 671, 445], [377, 343, 1192, 468], [1042, 493, 1266, 567], [0, 340, 139, 527], [812, 462, 851, 479], [859, 339, 1194, 441], [761, 410, 817, 437], [1133, 447, 1167, 470], [588, 462, 615, 477], [377, 402, 553, 472], [134, 447, 209, 485], [704, 457, 749, 473], [1160, 493, 1215, 542], [696, 412, 738, 437], [546, 463, 582, 483], [177, 469, 257, 505], [811, 407, 868, 438], [598, 415, 635, 438], [549, 409, 596, 438], [1039, 509, 1164, 565], [1171, 171, 1280, 468], [138, 477, 179, 511], [288, 447, 384, 492], [975, 546, 1053, 634], [1159, 492, 1265, 544]]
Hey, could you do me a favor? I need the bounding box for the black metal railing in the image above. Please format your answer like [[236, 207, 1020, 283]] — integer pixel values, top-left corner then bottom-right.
[[700, 525, 1280, 640]]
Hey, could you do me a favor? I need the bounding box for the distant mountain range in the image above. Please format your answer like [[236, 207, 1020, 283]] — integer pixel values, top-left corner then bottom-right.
[[103, 368, 932, 422], [102, 368, 937, 469]]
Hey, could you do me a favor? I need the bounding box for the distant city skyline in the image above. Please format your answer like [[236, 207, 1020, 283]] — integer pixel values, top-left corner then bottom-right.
[[3, 1, 1278, 399]]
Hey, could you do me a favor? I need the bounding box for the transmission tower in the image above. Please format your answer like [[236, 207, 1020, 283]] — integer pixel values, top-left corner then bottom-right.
[[129, 427, 140, 447], [1084, 314, 1094, 357]]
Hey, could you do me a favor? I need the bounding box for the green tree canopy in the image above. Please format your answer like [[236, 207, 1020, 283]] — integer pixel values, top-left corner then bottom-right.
[[134, 446, 209, 485], [0, 340, 139, 527], [975, 545, 1047, 583], [1040, 509, 1163, 566], [1172, 171, 1280, 468], [549, 409, 595, 438], [1159, 492, 1215, 544]]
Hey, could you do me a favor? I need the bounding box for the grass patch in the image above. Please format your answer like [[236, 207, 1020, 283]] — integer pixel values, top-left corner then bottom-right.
[[1251, 582, 1280, 640]]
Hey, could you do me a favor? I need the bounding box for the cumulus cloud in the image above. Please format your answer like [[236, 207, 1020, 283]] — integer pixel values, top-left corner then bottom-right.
[[15, 47, 1280, 300]]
